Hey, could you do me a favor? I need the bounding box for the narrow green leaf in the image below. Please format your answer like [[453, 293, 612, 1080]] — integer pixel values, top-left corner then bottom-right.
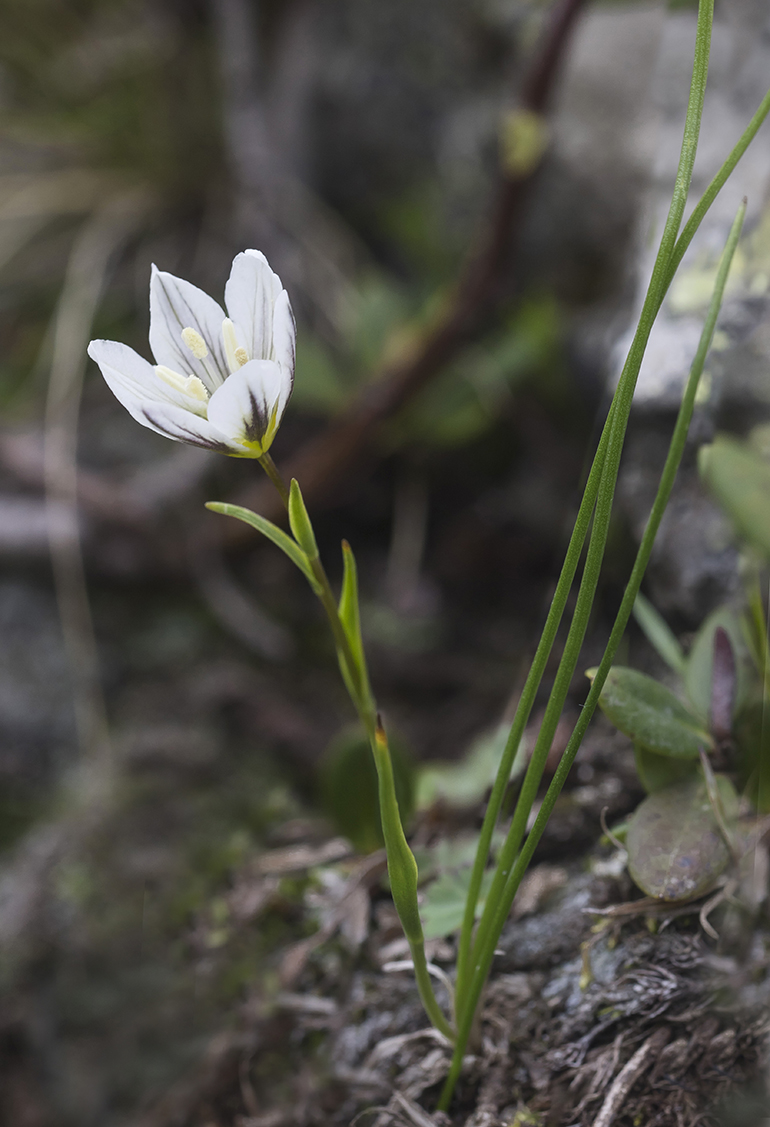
[[337, 540, 370, 698], [372, 722, 421, 943], [590, 665, 712, 758], [626, 774, 738, 901], [205, 502, 321, 593], [699, 435, 770, 559], [287, 479, 319, 561], [633, 593, 686, 675]]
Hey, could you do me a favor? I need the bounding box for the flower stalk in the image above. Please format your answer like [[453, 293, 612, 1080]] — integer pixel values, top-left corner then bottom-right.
[[232, 456, 454, 1041], [87, 5, 770, 1101]]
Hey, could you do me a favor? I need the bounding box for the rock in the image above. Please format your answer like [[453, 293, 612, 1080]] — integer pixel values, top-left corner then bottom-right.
[[606, 1, 770, 621]]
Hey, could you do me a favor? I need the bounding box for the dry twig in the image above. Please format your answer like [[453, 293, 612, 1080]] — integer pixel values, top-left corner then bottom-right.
[[589, 1027, 670, 1127]]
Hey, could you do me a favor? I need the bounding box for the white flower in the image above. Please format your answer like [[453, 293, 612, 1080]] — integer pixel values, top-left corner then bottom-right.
[[88, 250, 295, 457]]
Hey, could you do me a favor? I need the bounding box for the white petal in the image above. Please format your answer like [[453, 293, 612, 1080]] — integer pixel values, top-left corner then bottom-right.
[[149, 266, 230, 390], [88, 339, 208, 420], [207, 359, 284, 451], [271, 288, 296, 418], [88, 340, 171, 437], [138, 402, 235, 452], [224, 250, 284, 363]]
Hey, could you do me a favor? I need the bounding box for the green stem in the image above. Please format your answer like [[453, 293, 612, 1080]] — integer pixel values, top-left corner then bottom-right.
[[467, 195, 745, 1015], [746, 567, 770, 699], [453, 404, 614, 1000], [666, 85, 770, 291], [445, 0, 715, 1107], [443, 185, 743, 1114], [258, 452, 290, 507], [308, 554, 374, 727], [258, 455, 452, 1038], [410, 940, 455, 1041], [372, 722, 455, 1040], [455, 4, 727, 1000]]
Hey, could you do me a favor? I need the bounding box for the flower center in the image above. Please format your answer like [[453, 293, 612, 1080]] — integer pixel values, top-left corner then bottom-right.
[[222, 318, 250, 373], [181, 327, 209, 359], [155, 364, 209, 402]]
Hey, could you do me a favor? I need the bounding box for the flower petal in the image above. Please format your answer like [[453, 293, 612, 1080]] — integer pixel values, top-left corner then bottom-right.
[[138, 401, 234, 452], [88, 339, 209, 420], [206, 359, 284, 452], [224, 250, 284, 363], [271, 288, 296, 418], [149, 266, 230, 390]]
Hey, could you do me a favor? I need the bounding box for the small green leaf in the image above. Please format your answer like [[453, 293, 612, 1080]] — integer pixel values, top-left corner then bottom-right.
[[416, 723, 526, 810], [699, 435, 770, 559], [626, 774, 738, 901], [633, 593, 686, 675], [421, 866, 494, 940], [337, 540, 371, 704], [683, 604, 748, 725], [634, 743, 698, 794], [590, 666, 712, 758], [205, 502, 321, 593], [287, 479, 319, 561]]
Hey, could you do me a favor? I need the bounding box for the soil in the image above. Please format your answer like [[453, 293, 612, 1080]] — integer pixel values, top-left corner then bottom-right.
[[102, 730, 770, 1127]]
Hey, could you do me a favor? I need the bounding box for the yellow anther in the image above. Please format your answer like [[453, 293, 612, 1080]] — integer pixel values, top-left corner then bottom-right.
[[222, 318, 249, 373], [155, 365, 209, 402], [181, 326, 209, 359]]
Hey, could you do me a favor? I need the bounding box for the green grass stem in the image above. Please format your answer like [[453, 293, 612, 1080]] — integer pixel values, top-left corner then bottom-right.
[[443, 0, 715, 1107]]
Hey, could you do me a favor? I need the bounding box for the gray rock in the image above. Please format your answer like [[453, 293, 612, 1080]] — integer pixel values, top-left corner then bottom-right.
[[604, 2, 770, 620], [612, 0, 770, 416]]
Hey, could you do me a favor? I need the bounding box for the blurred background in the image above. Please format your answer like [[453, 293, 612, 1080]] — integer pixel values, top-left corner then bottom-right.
[[1, 0, 770, 1123]]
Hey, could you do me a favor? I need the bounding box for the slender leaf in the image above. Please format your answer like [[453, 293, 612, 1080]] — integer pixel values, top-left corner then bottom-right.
[[633, 592, 686, 675], [337, 540, 371, 702], [205, 502, 321, 593], [287, 478, 319, 561]]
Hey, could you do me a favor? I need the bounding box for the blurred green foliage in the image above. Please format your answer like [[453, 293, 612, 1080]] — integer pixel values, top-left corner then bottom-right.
[[0, 0, 223, 200], [319, 725, 415, 853], [294, 260, 562, 450]]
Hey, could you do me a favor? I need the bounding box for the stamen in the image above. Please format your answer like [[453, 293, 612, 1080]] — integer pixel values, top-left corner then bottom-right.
[[155, 365, 209, 402], [181, 326, 209, 359], [222, 318, 249, 372]]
